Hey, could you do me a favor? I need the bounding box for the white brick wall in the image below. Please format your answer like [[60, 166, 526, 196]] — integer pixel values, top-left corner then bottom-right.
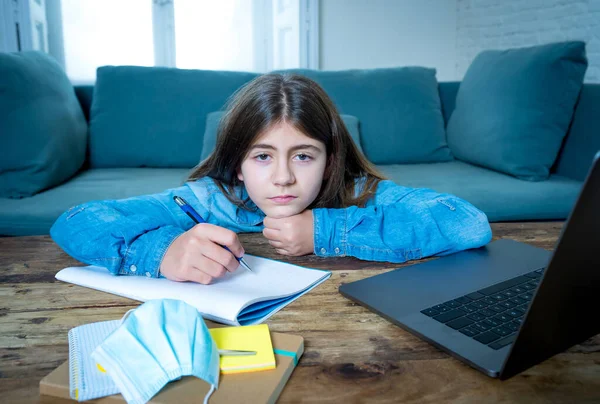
[[456, 0, 600, 82]]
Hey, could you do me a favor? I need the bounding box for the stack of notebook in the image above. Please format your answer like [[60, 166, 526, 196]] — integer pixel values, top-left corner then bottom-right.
[[45, 254, 320, 402], [40, 323, 304, 404]]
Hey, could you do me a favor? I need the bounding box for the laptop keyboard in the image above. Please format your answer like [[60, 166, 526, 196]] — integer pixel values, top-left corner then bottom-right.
[[420, 268, 544, 350]]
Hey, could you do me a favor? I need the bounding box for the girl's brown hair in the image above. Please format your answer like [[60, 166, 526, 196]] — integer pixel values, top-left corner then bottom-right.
[[188, 73, 385, 210]]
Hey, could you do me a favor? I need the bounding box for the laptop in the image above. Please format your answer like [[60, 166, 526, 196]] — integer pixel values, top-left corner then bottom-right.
[[339, 151, 600, 380]]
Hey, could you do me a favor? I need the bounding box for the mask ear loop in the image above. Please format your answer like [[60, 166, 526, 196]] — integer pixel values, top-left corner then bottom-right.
[[203, 384, 216, 404], [120, 308, 136, 324]]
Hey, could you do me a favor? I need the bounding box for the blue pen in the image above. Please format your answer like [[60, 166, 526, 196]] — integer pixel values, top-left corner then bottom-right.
[[173, 196, 253, 272]]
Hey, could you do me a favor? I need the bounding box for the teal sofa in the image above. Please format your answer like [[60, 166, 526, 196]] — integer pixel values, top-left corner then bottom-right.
[[1, 66, 599, 237]]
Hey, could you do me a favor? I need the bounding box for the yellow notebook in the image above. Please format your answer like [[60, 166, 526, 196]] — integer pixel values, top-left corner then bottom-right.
[[209, 324, 276, 374]]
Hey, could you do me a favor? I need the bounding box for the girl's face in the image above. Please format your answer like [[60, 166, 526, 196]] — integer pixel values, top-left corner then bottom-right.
[[238, 121, 327, 218]]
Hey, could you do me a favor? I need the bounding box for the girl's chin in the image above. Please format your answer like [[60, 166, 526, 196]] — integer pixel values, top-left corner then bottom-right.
[[261, 205, 306, 219]]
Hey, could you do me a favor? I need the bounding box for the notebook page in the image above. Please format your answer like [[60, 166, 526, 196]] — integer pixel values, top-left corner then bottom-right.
[[56, 254, 330, 325]]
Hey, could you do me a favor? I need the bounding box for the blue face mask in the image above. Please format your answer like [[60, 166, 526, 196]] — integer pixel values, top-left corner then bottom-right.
[[91, 299, 220, 404]]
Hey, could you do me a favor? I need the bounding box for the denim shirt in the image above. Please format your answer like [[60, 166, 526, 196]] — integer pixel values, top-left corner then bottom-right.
[[50, 177, 493, 278]]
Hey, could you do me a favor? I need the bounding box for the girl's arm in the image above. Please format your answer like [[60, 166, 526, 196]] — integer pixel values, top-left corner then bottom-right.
[[312, 181, 493, 263], [50, 185, 202, 277]]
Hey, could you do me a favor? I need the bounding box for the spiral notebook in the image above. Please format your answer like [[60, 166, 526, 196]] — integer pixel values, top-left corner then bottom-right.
[[67, 320, 121, 401], [55, 255, 330, 326]]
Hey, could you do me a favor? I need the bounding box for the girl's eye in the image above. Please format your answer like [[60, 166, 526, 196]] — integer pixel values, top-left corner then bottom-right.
[[295, 154, 312, 161], [255, 154, 270, 161]]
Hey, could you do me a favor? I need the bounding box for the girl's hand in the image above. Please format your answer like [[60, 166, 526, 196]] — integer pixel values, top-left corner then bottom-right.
[[262, 210, 314, 256], [160, 224, 244, 284]]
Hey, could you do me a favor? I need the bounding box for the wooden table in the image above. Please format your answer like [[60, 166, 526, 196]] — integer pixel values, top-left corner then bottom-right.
[[1, 222, 599, 403]]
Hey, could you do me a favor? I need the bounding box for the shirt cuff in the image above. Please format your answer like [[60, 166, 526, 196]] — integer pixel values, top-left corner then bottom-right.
[[119, 226, 184, 278], [312, 208, 347, 257]]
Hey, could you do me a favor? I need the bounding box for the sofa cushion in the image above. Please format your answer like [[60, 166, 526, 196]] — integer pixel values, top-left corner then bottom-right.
[[0, 51, 87, 198], [0, 168, 190, 236], [199, 111, 364, 161], [282, 67, 452, 164], [378, 161, 582, 222], [447, 41, 588, 181], [89, 66, 258, 168]]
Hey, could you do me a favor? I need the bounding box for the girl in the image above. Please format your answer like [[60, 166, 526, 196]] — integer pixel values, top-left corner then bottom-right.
[[51, 74, 492, 285]]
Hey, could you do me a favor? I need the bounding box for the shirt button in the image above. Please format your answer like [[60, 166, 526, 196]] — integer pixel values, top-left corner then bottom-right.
[[320, 248, 326, 254], [145, 272, 151, 277], [129, 265, 137, 272], [334, 247, 340, 254]]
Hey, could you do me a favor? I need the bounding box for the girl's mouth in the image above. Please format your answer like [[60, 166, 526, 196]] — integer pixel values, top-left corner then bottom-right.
[[269, 195, 297, 204]]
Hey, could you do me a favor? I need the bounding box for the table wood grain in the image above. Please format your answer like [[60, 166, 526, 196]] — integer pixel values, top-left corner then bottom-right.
[[1, 222, 599, 403]]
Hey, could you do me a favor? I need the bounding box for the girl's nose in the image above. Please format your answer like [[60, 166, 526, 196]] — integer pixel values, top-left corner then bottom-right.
[[272, 161, 295, 186]]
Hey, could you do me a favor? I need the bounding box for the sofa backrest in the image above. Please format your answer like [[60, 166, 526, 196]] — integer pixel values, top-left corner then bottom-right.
[[552, 84, 600, 181], [74, 80, 600, 182]]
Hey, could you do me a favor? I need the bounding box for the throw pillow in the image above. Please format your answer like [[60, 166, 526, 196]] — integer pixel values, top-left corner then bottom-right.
[[200, 111, 364, 161], [446, 41, 588, 181], [0, 51, 87, 198]]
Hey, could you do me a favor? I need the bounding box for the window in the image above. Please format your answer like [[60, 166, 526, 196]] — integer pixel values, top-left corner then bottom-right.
[[1, 0, 318, 81], [61, 0, 155, 82], [174, 1, 256, 72], [34, 21, 45, 51]]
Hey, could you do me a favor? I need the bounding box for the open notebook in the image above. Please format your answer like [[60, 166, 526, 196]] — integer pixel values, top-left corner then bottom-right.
[[55, 255, 330, 326]]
